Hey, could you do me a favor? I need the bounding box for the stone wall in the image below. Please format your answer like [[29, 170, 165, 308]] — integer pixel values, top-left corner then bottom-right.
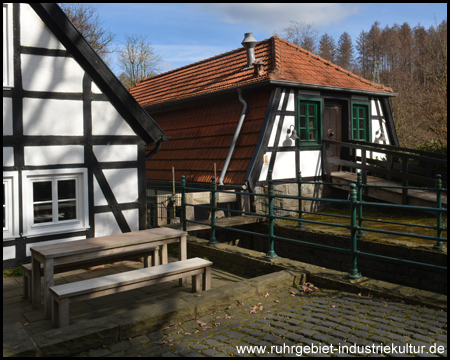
[[193, 222, 447, 295]]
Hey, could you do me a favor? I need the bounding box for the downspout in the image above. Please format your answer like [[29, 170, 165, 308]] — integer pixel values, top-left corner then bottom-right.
[[219, 88, 247, 185], [146, 136, 170, 160]]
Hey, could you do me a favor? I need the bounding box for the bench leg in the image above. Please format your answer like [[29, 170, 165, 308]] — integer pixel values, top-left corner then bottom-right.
[[203, 266, 212, 291], [192, 267, 212, 292], [192, 274, 201, 292], [53, 297, 69, 328]]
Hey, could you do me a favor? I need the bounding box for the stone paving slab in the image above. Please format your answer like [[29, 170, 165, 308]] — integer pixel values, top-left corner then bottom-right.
[[74, 287, 447, 357]]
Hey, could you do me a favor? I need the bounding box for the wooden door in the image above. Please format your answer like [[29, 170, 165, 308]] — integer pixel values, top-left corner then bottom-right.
[[323, 105, 342, 172]]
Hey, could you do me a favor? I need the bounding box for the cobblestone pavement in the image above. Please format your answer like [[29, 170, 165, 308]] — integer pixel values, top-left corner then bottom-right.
[[73, 287, 447, 357]]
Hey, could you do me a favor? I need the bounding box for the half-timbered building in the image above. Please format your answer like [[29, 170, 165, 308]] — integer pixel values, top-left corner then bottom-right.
[[130, 33, 399, 223], [3, 3, 164, 268]]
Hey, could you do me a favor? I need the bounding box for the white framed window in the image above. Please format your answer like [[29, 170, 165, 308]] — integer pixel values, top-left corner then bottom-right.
[[3, 172, 19, 240], [3, 3, 14, 88], [22, 169, 89, 237]]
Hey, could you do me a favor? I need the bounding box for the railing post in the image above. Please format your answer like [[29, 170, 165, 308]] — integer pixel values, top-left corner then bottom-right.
[[348, 184, 361, 279], [297, 171, 304, 227], [266, 170, 277, 259], [401, 157, 409, 205], [209, 177, 218, 245], [357, 171, 364, 237], [434, 174, 445, 249], [181, 175, 186, 232]]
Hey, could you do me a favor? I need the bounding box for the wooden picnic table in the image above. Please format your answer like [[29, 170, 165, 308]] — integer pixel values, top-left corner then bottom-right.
[[30, 228, 187, 319]]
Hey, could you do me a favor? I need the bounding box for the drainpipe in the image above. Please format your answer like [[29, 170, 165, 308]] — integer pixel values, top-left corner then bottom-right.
[[146, 136, 170, 160], [219, 88, 247, 185]]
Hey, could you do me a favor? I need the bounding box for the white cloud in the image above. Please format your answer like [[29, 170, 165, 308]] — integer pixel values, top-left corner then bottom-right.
[[192, 3, 361, 33], [153, 44, 231, 71]]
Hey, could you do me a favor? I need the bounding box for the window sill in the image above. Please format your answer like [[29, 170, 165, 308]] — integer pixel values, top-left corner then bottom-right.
[[22, 224, 89, 239]]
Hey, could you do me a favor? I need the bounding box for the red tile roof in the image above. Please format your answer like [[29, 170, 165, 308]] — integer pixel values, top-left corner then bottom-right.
[[130, 36, 393, 107], [146, 91, 271, 185]]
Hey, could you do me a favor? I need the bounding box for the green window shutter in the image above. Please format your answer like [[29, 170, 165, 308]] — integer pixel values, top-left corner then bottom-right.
[[298, 98, 322, 148], [351, 102, 371, 141]]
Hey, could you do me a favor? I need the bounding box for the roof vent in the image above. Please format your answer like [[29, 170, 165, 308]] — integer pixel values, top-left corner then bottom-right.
[[242, 33, 257, 69]]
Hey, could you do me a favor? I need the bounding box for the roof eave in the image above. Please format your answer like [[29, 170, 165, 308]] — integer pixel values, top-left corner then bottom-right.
[[143, 77, 397, 113], [268, 80, 398, 97], [143, 80, 274, 113]]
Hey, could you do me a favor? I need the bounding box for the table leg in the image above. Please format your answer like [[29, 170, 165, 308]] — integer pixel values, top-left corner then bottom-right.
[[43, 258, 54, 319], [179, 235, 187, 260], [31, 257, 41, 309], [160, 244, 168, 264], [179, 235, 187, 286]]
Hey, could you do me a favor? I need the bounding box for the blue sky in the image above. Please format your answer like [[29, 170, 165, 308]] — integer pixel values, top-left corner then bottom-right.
[[91, 3, 447, 75]]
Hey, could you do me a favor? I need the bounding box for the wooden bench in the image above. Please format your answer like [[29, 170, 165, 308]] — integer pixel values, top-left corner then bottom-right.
[[22, 245, 160, 302], [49, 257, 212, 328]]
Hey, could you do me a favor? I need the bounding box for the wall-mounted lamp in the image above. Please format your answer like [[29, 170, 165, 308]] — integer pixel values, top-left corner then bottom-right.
[[287, 125, 299, 141], [374, 128, 386, 143]]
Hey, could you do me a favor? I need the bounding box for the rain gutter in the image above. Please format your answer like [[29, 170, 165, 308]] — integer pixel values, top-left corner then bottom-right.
[[218, 88, 247, 186]]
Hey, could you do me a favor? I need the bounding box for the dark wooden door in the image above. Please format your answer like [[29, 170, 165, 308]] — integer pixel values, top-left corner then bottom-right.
[[323, 105, 342, 172]]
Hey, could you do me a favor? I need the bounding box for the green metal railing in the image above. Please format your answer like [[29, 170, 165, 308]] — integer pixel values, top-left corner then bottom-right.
[[175, 171, 447, 277]]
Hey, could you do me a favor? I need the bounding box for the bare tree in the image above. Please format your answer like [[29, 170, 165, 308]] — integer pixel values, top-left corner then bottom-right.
[[281, 21, 319, 53], [59, 3, 116, 64], [118, 33, 162, 89], [319, 33, 336, 62]]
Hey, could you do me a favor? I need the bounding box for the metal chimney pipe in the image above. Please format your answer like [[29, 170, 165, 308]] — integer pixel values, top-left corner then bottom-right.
[[241, 33, 257, 68]]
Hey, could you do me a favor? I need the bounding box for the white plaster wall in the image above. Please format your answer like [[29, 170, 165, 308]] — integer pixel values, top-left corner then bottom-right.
[[98, 168, 138, 205], [91, 101, 135, 136], [268, 116, 280, 147], [371, 99, 381, 116], [91, 81, 103, 94], [94, 210, 141, 237], [299, 150, 321, 177], [277, 91, 285, 111], [22, 98, 83, 135], [24, 145, 84, 166], [123, 209, 139, 232], [93, 177, 108, 207], [276, 89, 295, 111], [3, 148, 14, 167], [20, 4, 66, 50], [272, 151, 296, 180], [93, 145, 137, 163], [286, 89, 295, 111], [3, 246, 15, 260], [94, 212, 121, 237], [259, 152, 272, 182], [21, 54, 84, 93], [3, 98, 13, 135]]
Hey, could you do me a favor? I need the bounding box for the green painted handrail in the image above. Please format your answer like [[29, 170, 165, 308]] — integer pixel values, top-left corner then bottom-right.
[[176, 173, 446, 275]]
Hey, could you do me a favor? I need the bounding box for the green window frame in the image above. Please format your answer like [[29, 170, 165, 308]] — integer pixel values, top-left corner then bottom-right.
[[298, 98, 322, 147], [351, 102, 371, 141]]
